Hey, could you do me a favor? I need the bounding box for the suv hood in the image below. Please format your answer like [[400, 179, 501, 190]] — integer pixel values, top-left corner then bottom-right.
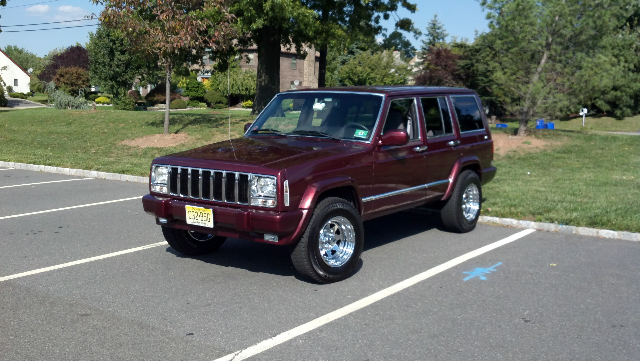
[[158, 136, 368, 169]]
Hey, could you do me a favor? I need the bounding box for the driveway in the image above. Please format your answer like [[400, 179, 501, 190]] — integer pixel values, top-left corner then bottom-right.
[[1, 167, 638, 360], [6, 97, 46, 109]]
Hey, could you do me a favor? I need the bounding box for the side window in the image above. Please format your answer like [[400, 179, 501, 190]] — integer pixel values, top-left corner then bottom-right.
[[451, 96, 484, 132], [382, 98, 420, 141], [420, 97, 453, 137]]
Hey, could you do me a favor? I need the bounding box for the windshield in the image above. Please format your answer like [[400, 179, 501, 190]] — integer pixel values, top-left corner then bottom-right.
[[249, 92, 384, 141]]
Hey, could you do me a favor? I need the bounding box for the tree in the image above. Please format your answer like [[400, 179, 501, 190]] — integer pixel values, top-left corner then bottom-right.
[[381, 31, 417, 59], [1, 45, 44, 74], [304, 0, 419, 89], [335, 50, 411, 86], [421, 14, 448, 52], [52, 67, 90, 96], [206, 62, 257, 102], [38, 46, 89, 83], [414, 47, 461, 87], [479, 0, 636, 135], [93, 0, 233, 134], [231, 0, 317, 114], [87, 26, 159, 99]]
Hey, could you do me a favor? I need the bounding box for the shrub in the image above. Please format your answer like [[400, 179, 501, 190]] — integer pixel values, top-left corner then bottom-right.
[[95, 96, 111, 105], [204, 90, 227, 109], [86, 93, 100, 101], [170, 99, 187, 109], [113, 96, 136, 111], [241, 100, 254, 108], [0, 84, 7, 107], [281, 99, 293, 111], [183, 75, 206, 100], [6, 85, 14, 93], [52, 90, 89, 110], [127, 89, 140, 102], [53, 66, 90, 96], [145, 84, 181, 104], [9, 93, 28, 99], [187, 100, 206, 108]]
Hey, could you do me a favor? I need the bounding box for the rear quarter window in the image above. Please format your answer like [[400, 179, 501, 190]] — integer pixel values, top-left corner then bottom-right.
[[451, 96, 484, 132]]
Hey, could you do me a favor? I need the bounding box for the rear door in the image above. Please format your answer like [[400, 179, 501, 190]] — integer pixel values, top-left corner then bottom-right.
[[450, 94, 490, 155], [418, 95, 460, 198]]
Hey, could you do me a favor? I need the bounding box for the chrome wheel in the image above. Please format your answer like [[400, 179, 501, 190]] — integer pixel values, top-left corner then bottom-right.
[[318, 216, 356, 267], [462, 183, 480, 221], [187, 231, 215, 242]]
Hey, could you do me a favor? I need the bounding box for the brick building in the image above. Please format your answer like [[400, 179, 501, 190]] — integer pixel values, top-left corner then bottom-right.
[[199, 45, 320, 92]]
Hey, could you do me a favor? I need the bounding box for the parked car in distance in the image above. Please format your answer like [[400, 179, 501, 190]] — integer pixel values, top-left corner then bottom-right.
[[142, 86, 496, 283]]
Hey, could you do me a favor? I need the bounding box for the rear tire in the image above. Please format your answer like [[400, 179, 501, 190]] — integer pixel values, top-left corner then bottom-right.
[[162, 227, 226, 256], [441, 170, 482, 233], [291, 197, 364, 284]]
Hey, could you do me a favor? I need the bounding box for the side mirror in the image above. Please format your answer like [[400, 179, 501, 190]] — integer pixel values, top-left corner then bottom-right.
[[379, 129, 409, 147], [244, 123, 253, 132]]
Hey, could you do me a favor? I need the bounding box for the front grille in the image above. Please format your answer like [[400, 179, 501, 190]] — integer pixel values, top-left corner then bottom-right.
[[168, 166, 251, 204]]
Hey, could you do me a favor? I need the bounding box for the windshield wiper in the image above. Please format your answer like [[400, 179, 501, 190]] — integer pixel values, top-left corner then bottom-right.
[[290, 130, 340, 140], [251, 128, 287, 136]]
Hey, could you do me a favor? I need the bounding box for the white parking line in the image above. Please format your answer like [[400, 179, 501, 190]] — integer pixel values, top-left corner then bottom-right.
[[212, 229, 537, 361], [0, 196, 140, 220], [0, 178, 93, 189], [0, 242, 167, 282]]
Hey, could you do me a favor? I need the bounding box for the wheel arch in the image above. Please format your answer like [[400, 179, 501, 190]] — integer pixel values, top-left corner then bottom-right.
[[299, 178, 363, 215], [443, 157, 483, 201]]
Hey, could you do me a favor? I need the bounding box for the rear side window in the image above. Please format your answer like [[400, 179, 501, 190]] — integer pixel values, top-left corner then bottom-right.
[[451, 96, 484, 132], [420, 97, 453, 137]]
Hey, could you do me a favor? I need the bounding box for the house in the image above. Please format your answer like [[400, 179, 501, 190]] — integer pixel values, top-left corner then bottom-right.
[[0, 48, 31, 93], [197, 45, 320, 92]]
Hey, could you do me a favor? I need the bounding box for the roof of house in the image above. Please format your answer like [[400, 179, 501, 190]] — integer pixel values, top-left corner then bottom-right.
[[0, 48, 31, 78]]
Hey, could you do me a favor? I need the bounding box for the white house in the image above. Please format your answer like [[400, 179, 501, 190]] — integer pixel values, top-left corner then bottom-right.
[[0, 48, 31, 94]]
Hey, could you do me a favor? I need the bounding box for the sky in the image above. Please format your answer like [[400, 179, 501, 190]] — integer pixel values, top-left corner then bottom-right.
[[0, 0, 489, 58]]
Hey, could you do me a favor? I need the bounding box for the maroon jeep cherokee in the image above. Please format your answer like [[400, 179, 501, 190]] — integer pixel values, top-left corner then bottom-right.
[[142, 86, 496, 283]]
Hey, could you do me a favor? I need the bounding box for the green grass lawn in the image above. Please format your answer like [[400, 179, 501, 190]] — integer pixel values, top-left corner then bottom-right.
[[27, 92, 48, 105], [0, 108, 253, 176], [483, 128, 640, 233], [1, 107, 638, 232], [497, 113, 640, 133]]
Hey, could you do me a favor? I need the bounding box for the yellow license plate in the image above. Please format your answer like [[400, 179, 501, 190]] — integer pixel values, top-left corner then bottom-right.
[[185, 205, 214, 228]]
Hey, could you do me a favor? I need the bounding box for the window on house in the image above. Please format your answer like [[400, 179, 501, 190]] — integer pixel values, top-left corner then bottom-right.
[[247, 53, 254, 65], [14, 79, 18, 87], [291, 57, 297, 70]]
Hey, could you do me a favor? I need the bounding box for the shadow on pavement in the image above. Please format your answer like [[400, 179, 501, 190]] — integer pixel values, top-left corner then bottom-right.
[[164, 209, 443, 280]]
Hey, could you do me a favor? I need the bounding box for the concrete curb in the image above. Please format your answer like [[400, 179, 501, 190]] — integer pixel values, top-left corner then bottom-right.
[[479, 216, 639, 242], [0, 161, 148, 184], [1, 161, 638, 242]]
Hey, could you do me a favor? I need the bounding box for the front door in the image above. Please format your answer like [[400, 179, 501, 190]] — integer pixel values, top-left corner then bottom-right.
[[365, 97, 428, 215]]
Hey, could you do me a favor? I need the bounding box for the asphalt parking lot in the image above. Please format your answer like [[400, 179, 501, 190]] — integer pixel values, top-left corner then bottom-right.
[[1, 167, 638, 360]]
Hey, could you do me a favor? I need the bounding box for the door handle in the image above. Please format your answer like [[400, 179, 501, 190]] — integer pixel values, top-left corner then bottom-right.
[[413, 146, 428, 153], [447, 140, 461, 147]]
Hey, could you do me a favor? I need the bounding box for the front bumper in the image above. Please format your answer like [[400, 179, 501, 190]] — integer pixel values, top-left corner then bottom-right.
[[142, 194, 307, 245]]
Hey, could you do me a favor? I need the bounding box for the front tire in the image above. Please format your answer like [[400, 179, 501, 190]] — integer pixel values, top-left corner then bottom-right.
[[441, 170, 482, 233], [162, 227, 226, 256], [291, 197, 364, 284]]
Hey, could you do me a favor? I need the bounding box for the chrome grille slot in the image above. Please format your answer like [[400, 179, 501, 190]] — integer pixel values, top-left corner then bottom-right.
[[167, 167, 255, 205], [190, 168, 200, 198], [226, 172, 236, 202]]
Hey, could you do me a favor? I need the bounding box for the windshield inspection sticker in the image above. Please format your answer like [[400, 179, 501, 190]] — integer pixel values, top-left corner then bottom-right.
[[354, 130, 369, 138]]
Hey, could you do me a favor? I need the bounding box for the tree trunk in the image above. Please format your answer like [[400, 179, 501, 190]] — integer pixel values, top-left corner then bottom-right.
[[318, 42, 328, 88], [252, 26, 282, 115], [164, 65, 171, 135]]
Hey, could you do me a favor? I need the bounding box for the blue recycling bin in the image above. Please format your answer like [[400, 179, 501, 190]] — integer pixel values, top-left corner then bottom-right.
[[496, 124, 507, 128], [547, 122, 555, 129], [536, 119, 545, 127]]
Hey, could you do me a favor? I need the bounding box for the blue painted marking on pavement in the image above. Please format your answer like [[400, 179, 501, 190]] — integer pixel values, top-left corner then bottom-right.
[[463, 262, 503, 281]]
